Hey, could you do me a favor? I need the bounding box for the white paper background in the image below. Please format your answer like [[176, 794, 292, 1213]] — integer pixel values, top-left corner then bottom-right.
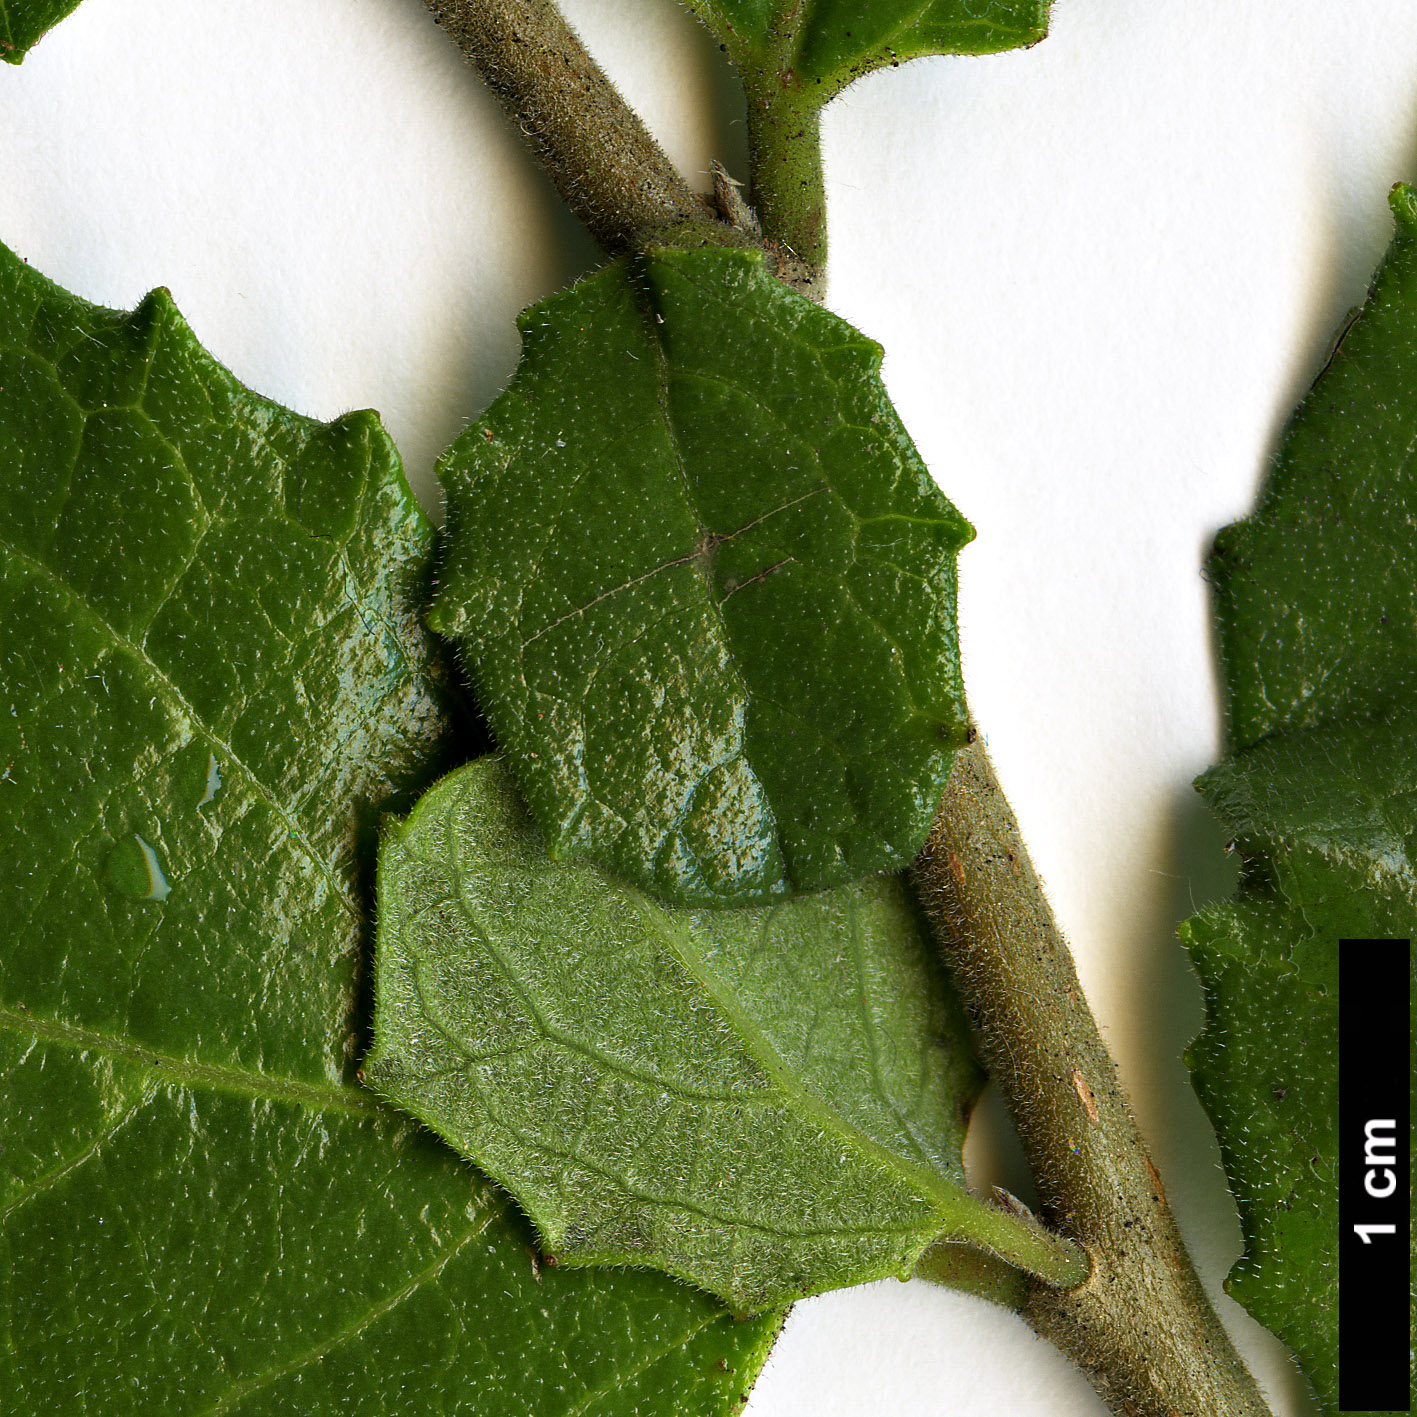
[[4, 2, 1416, 1413]]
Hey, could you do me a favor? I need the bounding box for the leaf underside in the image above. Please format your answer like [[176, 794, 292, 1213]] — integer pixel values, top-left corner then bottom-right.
[[681, 0, 1048, 102], [433, 246, 972, 909], [0, 0, 81, 62], [1183, 184, 1417, 1414], [0, 240, 781, 1414], [368, 755, 1050, 1314]]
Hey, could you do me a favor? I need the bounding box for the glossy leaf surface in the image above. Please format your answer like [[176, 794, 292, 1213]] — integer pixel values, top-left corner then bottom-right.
[[0, 241, 782, 1413], [433, 247, 972, 908], [369, 755, 1070, 1313], [680, 0, 1048, 100], [0, 0, 81, 61], [1184, 184, 1417, 1414]]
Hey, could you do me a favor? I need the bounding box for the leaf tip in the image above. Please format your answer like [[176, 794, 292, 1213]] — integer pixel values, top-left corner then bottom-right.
[[1390, 181, 1417, 231]]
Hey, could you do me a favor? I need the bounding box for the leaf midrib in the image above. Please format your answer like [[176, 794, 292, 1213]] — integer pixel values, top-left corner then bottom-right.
[[480, 1091, 928, 1242], [414, 793, 1009, 1245], [518, 487, 827, 653], [638, 895, 970, 1220], [403, 802, 955, 1230], [0, 1004, 373, 1117], [640, 891, 1068, 1274]]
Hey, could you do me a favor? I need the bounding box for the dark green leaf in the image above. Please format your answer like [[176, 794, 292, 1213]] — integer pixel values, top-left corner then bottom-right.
[[1211, 183, 1417, 751], [1183, 714, 1416, 1416], [1184, 184, 1417, 1414], [0, 0, 83, 62], [432, 247, 972, 908], [1197, 714, 1417, 960], [0, 240, 782, 1413], [681, 0, 1048, 101], [368, 754, 1077, 1313]]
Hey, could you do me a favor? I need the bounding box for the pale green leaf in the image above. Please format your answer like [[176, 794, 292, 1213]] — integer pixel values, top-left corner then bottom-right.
[[368, 754, 1075, 1313]]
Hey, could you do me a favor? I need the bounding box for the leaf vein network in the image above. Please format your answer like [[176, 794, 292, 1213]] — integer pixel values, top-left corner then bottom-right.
[[0, 534, 357, 920]]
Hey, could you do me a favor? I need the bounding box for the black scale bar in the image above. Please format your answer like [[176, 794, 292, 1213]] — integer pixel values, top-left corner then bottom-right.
[[1339, 938, 1412, 1412]]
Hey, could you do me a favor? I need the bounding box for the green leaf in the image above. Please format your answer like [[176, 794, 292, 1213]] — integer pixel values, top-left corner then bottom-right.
[[679, 0, 1048, 268], [681, 0, 1049, 100], [1211, 183, 1417, 751], [432, 246, 972, 908], [1183, 715, 1416, 1416], [0, 240, 782, 1413], [1197, 715, 1417, 959], [1184, 184, 1417, 1414], [368, 754, 1081, 1313], [0, 0, 83, 62]]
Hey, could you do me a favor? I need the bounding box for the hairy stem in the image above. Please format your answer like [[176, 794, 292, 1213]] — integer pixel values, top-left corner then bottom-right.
[[913, 738, 1274, 1417], [425, 0, 706, 253], [743, 77, 827, 270], [426, 0, 823, 295]]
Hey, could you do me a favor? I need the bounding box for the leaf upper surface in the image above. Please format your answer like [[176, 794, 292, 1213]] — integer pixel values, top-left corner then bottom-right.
[[1211, 184, 1417, 751], [432, 247, 972, 908], [1184, 185, 1417, 1414], [680, 0, 1048, 101], [1183, 714, 1416, 1415], [0, 240, 782, 1414], [0, 0, 81, 62], [368, 754, 1065, 1313]]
